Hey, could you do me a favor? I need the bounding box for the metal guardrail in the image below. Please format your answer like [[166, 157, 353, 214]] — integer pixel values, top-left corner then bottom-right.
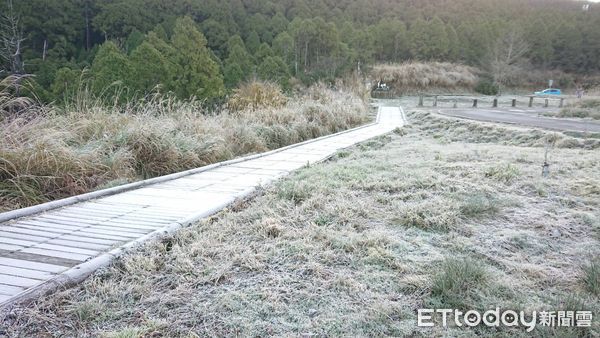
[[417, 94, 566, 109]]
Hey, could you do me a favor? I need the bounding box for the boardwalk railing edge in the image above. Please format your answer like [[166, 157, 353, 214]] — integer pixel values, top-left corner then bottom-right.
[[0, 107, 398, 311], [0, 109, 384, 224]]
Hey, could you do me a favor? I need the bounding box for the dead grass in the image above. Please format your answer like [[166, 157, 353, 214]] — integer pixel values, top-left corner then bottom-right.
[[370, 62, 478, 94], [226, 80, 288, 111], [410, 110, 600, 150], [544, 99, 600, 120], [2, 112, 599, 337], [0, 84, 369, 211]]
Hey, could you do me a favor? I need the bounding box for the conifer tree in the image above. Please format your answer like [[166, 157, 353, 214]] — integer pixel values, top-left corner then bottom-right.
[[170, 17, 224, 100], [90, 41, 131, 99], [128, 41, 175, 94]]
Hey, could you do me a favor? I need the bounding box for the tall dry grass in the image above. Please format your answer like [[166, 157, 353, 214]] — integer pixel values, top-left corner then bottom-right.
[[0, 81, 369, 211], [370, 62, 479, 94]]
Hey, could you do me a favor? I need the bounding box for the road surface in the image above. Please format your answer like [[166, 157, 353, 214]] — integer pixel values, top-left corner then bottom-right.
[[435, 107, 600, 133]]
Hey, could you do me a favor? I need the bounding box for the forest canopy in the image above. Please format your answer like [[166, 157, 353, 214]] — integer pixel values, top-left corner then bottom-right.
[[1, 0, 599, 102]]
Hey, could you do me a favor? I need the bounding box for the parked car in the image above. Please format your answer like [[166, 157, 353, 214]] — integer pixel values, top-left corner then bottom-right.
[[534, 88, 562, 96]]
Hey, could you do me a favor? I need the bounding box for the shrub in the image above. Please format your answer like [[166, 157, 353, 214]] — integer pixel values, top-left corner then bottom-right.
[[474, 78, 499, 95]]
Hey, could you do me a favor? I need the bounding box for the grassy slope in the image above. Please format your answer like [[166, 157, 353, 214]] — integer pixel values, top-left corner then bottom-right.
[[2, 113, 599, 337]]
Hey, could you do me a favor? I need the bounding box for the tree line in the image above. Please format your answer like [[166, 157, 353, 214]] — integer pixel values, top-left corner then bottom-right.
[[1, 0, 599, 103]]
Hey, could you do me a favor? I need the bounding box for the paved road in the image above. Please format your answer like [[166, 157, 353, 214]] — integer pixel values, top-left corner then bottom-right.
[[435, 107, 600, 133], [0, 107, 405, 309]]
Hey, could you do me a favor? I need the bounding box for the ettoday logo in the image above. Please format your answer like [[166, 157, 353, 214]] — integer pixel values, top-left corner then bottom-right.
[[417, 308, 593, 332]]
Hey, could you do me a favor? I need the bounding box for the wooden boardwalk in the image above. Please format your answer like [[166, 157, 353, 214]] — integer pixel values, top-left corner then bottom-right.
[[0, 106, 405, 308]]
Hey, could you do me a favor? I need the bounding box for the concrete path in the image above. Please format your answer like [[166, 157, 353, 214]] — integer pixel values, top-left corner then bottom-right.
[[436, 107, 600, 133], [0, 106, 405, 308]]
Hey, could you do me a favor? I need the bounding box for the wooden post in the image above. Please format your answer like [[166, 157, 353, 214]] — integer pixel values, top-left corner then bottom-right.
[[544, 98, 549, 108], [529, 96, 534, 107], [559, 98, 564, 108], [512, 99, 517, 107], [492, 98, 498, 108], [433, 95, 438, 107], [418, 95, 423, 107], [473, 99, 478, 108]]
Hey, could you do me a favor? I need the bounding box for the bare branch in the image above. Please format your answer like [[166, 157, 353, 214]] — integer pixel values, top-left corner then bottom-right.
[[0, 0, 25, 75]]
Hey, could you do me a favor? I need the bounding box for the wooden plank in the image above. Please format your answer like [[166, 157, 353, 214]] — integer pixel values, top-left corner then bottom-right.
[[0, 274, 40, 288], [16, 220, 82, 232], [0, 243, 24, 251], [59, 235, 120, 246], [64, 207, 178, 223], [0, 257, 67, 273], [33, 244, 98, 256], [0, 227, 57, 238], [99, 215, 173, 225], [29, 216, 99, 227], [20, 248, 91, 262], [76, 203, 141, 214], [0, 294, 13, 302], [0, 284, 23, 295], [83, 224, 152, 235], [93, 222, 162, 231], [0, 250, 79, 268], [208, 166, 254, 174], [74, 228, 141, 239], [0, 237, 36, 247], [35, 217, 153, 235], [57, 207, 129, 218], [46, 239, 111, 251], [59, 231, 133, 242], [91, 201, 188, 215], [0, 231, 49, 243], [0, 265, 55, 280], [45, 212, 112, 223], [7, 224, 72, 235]]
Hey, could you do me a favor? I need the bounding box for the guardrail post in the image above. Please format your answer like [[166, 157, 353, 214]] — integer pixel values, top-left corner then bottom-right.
[[433, 95, 438, 107], [492, 98, 498, 108], [512, 99, 517, 107], [529, 96, 534, 107], [473, 99, 478, 108], [418, 95, 423, 107], [544, 98, 549, 108], [559, 98, 564, 108]]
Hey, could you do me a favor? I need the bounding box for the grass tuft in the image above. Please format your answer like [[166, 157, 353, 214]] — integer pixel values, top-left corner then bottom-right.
[[227, 80, 288, 111], [459, 192, 500, 217], [581, 259, 600, 296], [429, 257, 488, 310], [484, 163, 520, 183]]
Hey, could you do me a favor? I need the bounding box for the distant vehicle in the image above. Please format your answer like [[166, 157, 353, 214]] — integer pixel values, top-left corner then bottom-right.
[[534, 88, 562, 96]]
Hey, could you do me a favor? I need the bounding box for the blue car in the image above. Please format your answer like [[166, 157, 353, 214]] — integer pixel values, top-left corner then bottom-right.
[[534, 88, 562, 96]]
